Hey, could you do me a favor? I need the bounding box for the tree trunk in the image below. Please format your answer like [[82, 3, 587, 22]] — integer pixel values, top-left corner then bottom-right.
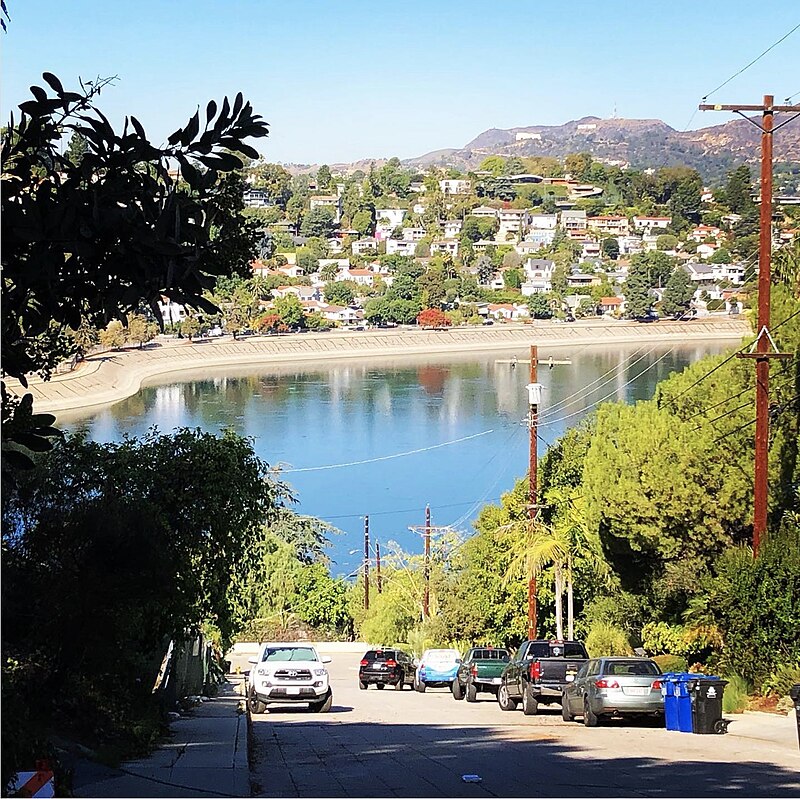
[[554, 562, 564, 640], [567, 555, 574, 641]]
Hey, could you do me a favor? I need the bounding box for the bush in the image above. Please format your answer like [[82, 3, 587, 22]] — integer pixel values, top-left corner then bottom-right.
[[585, 620, 633, 657], [706, 298, 724, 311], [760, 663, 800, 698], [722, 674, 752, 713], [652, 654, 688, 673]]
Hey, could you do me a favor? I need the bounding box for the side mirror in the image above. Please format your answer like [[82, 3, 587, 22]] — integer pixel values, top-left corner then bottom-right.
[[322, 656, 332, 664], [248, 657, 258, 665]]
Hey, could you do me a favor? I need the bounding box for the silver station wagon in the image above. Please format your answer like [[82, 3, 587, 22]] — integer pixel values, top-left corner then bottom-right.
[[561, 657, 664, 726]]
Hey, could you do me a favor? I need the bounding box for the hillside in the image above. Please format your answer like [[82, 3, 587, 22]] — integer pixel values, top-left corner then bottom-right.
[[401, 116, 800, 181]]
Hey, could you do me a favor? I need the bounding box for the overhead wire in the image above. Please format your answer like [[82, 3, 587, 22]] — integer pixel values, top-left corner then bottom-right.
[[702, 22, 800, 101], [711, 394, 799, 445]]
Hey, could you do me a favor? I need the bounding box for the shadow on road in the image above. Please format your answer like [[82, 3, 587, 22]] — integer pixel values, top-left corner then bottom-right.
[[251, 720, 800, 798], [264, 705, 354, 715]]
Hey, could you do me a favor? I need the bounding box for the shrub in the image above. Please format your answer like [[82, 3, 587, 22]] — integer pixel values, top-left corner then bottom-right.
[[722, 674, 752, 713], [585, 620, 633, 657], [760, 663, 800, 698], [652, 654, 688, 673]]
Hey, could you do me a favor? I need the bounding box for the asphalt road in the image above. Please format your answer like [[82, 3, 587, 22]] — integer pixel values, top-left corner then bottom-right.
[[249, 652, 800, 798]]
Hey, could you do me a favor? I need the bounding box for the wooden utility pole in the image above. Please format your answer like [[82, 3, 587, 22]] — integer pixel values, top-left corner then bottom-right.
[[423, 505, 431, 619], [700, 95, 798, 554], [376, 540, 382, 594], [526, 345, 541, 639], [363, 515, 370, 611]]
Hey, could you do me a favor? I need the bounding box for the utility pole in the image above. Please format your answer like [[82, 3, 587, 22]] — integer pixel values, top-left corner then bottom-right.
[[700, 95, 797, 555], [376, 540, 382, 594], [423, 505, 431, 619], [363, 515, 370, 611], [526, 344, 543, 639]]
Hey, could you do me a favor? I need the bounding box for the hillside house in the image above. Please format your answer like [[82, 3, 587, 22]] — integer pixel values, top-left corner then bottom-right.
[[443, 219, 463, 239], [689, 225, 723, 243], [375, 209, 406, 240], [560, 209, 587, 231], [521, 258, 555, 295], [587, 215, 630, 236], [497, 208, 529, 240], [352, 238, 380, 256], [632, 216, 671, 232], [385, 238, 417, 257], [401, 227, 427, 242], [431, 239, 459, 257], [309, 194, 343, 223], [439, 179, 472, 195], [470, 205, 499, 218]]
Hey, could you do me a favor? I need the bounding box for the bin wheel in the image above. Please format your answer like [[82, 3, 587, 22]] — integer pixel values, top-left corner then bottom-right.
[[713, 719, 730, 734]]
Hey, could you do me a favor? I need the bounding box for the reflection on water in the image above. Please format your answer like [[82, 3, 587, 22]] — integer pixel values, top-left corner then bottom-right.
[[61, 341, 733, 574]]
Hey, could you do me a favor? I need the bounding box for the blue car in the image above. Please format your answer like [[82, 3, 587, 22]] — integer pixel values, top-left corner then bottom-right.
[[414, 649, 461, 693]]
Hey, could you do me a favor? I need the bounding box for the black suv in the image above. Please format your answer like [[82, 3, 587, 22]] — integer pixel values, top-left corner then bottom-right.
[[358, 648, 415, 690]]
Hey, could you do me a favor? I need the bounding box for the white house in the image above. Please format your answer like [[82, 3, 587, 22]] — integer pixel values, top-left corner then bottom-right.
[[486, 303, 530, 320], [470, 205, 498, 218], [632, 216, 671, 231], [374, 209, 406, 240], [696, 242, 719, 260], [689, 225, 724, 243], [309, 194, 343, 223], [242, 188, 273, 208], [581, 240, 602, 260], [158, 297, 186, 325], [618, 235, 644, 255], [439, 179, 471, 195], [497, 208, 529, 240], [401, 227, 427, 242], [529, 214, 558, 230], [343, 268, 375, 287], [586, 215, 630, 236], [385, 238, 417, 257], [352, 238, 380, 256], [520, 258, 555, 295], [560, 209, 587, 231], [443, 219, 463, 239], [430, 239, 459, 257]]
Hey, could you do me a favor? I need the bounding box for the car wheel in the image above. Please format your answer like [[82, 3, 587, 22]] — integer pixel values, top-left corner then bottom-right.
[[248, 688, 267, 715], [394, 673, 404, 691], [497, 684, 517, 711], [452, 679, 464, 701], [561, 693, 574, 722], [376, 683, 385, 690], [583, 699, 600, 728], [465, 681, 478, 703], [359, 681, 368, 690], [312, 691, 333, 713], [522, 685, 539, 716]]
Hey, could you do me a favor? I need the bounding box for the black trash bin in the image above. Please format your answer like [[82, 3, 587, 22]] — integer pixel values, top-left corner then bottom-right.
[[688, 676, 728, 734], [789, 684, 800, 751]]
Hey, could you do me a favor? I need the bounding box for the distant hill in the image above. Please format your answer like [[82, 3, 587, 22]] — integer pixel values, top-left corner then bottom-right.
[[401, 116, 800, 182]]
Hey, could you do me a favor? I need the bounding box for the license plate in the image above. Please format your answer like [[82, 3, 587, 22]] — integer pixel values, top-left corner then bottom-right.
[[492, 678, 502, 684], [288, 686, 301, 695], [623, 686, 649, 696], [565, 674, 575, 682]]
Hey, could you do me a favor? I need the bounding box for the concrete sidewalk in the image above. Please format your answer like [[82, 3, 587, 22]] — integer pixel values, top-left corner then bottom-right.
[[72, 680, 249, 798]]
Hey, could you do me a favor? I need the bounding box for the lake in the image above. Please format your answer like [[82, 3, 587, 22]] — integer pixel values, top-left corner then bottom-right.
[[60, 341, 731, 575]]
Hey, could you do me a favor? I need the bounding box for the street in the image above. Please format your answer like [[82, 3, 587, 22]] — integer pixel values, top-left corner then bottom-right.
[[249, 651, 800, 797]]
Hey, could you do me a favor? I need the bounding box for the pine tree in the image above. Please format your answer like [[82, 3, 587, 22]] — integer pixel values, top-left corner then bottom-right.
[[623, 263, 653, 319], [661, 267, 695, 318], [65, 132, 88, 166]]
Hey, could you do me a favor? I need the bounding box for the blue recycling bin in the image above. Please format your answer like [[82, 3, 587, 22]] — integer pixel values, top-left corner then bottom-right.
[[663, 673, 695, 733]]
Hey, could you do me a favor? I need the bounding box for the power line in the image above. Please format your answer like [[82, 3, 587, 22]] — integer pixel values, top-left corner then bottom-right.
[[703, 22, 800, 100], [320, 497, 504, 522], [712, 394, 799, 445]]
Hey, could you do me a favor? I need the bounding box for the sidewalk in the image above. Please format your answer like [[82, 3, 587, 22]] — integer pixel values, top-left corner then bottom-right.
[[725, 710, 799, 754], [72, 680, 249, 798]]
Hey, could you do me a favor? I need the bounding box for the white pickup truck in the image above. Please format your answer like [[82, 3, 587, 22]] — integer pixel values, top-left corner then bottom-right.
[[247, 643, 333, 713]]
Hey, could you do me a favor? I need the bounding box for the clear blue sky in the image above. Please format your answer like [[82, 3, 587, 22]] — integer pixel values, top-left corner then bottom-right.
[[3, 1, 799, 164]]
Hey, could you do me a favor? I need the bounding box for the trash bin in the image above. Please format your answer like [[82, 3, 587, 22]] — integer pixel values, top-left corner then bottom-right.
[[688, 676, 728, 734], [662, 673, 694, 733], [789, 684, 800, 751]]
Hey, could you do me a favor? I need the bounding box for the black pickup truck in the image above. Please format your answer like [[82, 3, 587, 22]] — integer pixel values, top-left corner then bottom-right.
[[497, 639, 589, 715]]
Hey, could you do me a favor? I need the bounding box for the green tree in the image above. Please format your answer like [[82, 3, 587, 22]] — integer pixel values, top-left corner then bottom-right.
[[601, 237, 620, 260], [661, 267, 695, 318], [300, 206, 336, 238], [352, 209, 374, 236], [709, 247, 732, 264], [65, 131, 87, 166], [68, 318, 99, 358], [323, 281, 355, 306], [504, 268, 523, 290], [99, 320, 126, 350], [126, 313, 157, 348], [656, 234, 679, 252], [527, 294, 552, 318], [250, 162, 293, 208], [316, 164, 332, 190], [274, 294, 305, 329], [180, 315, 201, 340], [723, 165, 756, 215]]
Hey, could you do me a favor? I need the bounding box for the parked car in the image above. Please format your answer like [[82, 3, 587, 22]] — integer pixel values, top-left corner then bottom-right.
[[358, 648, 415, 690], [497, 639, 589, 715], [452, 647, 510, 702], [414, 649, 461, 692], [561, 657, 664, 727], [247, 642, 332, 714]]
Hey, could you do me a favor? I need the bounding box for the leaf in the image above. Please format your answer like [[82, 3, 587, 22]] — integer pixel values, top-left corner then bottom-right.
[[11, 432, 55, 453], [167, 127, 184, 146], [182, 110, 200, 146], [42, 72, 65, 94], [30, 85, 48, 102], [129, 115, 146, 140], [205, 100, 217, 123], [1, 449, 34, 470], [232, 92, 243, 119], [176, 155, 200, 190]]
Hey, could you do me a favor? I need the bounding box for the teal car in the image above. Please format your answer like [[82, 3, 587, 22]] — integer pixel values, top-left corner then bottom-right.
[[414, 648, 461, 692]]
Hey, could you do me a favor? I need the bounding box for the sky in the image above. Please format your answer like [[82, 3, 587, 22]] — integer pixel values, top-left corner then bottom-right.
[[3, 1, 799, 165]]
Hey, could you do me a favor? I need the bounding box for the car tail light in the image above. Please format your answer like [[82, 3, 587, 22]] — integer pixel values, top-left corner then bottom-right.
[[471, 665, 478, 678], [594, 678, 620, 689], [651, 680, 662, 690], [359, 659, 368, 667], [385, 659, 396, 667], [529, 661, 541, 680]]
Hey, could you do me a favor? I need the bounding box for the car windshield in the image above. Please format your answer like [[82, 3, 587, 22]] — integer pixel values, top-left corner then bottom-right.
[[605, 660, 660, 676], [262, 647, 317, 662], [426, 650, 458, 662], [472, 649, 509, 661], [363, 650, 395, 660]]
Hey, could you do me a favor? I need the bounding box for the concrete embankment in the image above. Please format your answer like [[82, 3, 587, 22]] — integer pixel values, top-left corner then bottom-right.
[[9, 318, 751, 415]]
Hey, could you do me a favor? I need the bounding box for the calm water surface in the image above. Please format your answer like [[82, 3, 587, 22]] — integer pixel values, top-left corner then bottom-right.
[[61, 341, 732, 574]]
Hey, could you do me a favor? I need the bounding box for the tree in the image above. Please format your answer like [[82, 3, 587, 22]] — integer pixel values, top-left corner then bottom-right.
[[2, 74, 268, 465], [180, 315, 201, 340], [323, 281, 355, 306], [300, 206, 336, 238], [316, 164, 332, 190], [99, 320, 126, 350], [527, 294, 552, 319], [255, 313, 281, 333], [723, 165, 755, 215], [601, 237, 619, 260], [65, 131, 87, 166], [126, 313, 158, 348], [476, 255, 495, 285], [352, 209, 374, 236], [319, 262, 339, 282], [68, 319, 99, 359], [656, 234, 679, 252], [661, 267, 695, 318], [416, 308, 451, 328], [709, 247, 732, 264], [623, 262, 653, 319], [250, 161, 292, 208], [274, 294, 305, 329]]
